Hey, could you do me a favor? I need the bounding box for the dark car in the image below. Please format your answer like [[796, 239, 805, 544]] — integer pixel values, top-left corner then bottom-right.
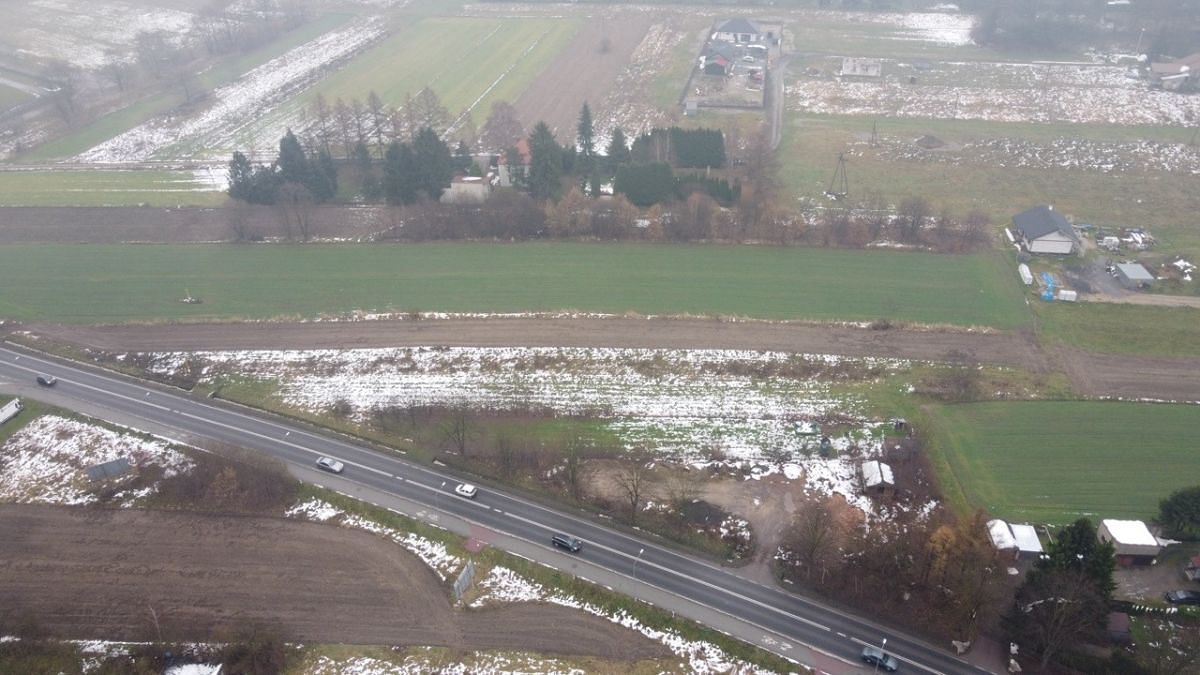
[[552, 534, 583, 553], [861, 645, 900, 672], [1165, 590, 1200, 605], [36, 374, 57, 387]]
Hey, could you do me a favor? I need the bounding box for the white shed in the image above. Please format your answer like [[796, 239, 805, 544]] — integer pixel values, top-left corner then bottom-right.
[[861, 460, 895, 492], [1009, 523, 1044, 559], [1099, 519, 1162, 565], [987, 519, 1018, 555]]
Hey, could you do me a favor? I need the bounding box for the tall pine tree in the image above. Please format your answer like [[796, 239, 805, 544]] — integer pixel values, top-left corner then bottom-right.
[[528, 122, 562, 200], [577, 102, 594, 175]]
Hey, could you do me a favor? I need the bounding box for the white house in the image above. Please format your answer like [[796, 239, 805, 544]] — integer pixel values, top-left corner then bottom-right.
[[1098, 519, 1162, 566], [713, 18, 764, 44], [440, 175, 491, 204], [1012, 205, 1080, 255]]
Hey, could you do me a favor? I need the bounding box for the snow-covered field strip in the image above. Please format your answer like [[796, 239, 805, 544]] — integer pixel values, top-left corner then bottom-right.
[[138, 346, 903, 462], [0, 415, 191, 505], [288, 498, 786, 674], [597, 21, 688, 141], [75, 16, 387, 163], [14, 0, 195, 69], [853, 135, 1200, 175], [790, 61, 1200, 126]]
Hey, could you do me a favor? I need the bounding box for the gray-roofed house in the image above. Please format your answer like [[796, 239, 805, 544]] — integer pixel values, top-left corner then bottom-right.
[[1012, 205, 1079, 255], [1115, 262, 1155, 289], [714, 18, 764, 44]]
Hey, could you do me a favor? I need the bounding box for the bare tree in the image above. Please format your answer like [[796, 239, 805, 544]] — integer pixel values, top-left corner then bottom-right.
[[563, 438, 585, 500], [410, 86, 450, 134], [350, 97, 368, 149], [493, 430, 517, 476], [897, 196, 932, 243], [45, 61, 81, 125], [614, 451, 652, 525], [225, 198, 255, 241], [310, 93, 334, 155], [480, 100, 524, 152], [663, 468, 701, 513], [782, 500, 842, 583], [440, 404, 478, 457], [366, 90, 388, 157], [276, 182, 314, 241], [1007, 570, 1107, 671], [333, 97, 355, 158]]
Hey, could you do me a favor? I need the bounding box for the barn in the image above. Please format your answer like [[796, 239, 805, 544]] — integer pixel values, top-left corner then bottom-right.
[[1012, 206, 1079, 255], [1114, 262, 1155, 290], [1098, 519, 1162, 566]]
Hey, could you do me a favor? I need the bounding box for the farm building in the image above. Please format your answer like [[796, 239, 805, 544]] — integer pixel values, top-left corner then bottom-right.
[[1149, 53, 1200, 91], [713, 18, 764, 44], [1098, 519, 1162, 566], [987, 519, 1044, 560], [440, 176, 491, 204], [1114, 262, 1155, 289], [841, 57, 882, 78], [1012, 205, 1079, 255], [861, 460, 895, 494]]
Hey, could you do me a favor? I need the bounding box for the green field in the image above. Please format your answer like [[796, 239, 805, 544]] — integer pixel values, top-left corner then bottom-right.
[[0, 242, 1029, 326], [1036, 301, 1200, 357], [780, 116, 1200, 257], [0, 82, 31, 110], [248, 15, 579, 141], [0, 170, 223, 207], [927, 400, 1200, 523], [18, 13, 352, 162]]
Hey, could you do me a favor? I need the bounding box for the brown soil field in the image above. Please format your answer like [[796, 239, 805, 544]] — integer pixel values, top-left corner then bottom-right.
[[15, 316, 1200, 401], [513, 13, 653, 139], [0, 503, 667, 658]]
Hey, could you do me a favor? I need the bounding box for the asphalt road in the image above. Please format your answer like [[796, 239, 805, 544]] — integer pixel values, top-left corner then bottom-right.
[[0, 343, 993, 675]]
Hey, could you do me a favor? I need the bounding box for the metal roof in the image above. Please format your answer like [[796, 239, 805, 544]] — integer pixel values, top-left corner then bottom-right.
[[1012, 205, 1077, 242], [717, 18, 762, 34], [1116, 263, 1154, 281]]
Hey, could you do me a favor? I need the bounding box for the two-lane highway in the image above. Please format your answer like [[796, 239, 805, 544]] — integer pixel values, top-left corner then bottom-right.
[[0, 343, 993, 674]]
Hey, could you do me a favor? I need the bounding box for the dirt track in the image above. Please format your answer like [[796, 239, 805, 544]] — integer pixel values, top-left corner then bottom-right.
[[18, 316, 1200, 400], [0, 504, 666, 658]]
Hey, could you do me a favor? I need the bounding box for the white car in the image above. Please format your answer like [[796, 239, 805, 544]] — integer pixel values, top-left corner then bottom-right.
[[315, 456, 344, 474], [454, 483, 478, 499]]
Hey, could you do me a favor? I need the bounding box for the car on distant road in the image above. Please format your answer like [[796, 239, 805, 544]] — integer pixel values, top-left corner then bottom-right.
[[36, 375, 57, 387], [1165, 590, 1200, 605], [861, 645, 900, 671], [315, 456, 344, 474], [454, 483, 478, 499], [551, 534, 583, 553]]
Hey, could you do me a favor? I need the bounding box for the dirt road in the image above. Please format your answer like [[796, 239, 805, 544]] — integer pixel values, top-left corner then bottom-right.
[[15, 316, 1200, 400], [0, 504, 666, 658]]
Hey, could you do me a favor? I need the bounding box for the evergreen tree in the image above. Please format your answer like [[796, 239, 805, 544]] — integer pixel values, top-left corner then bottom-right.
[[276, 129, 310, 186], [382, 141, 418, 205], [412, 126, 452, 201], [310, 149, 338, 203], [1036, 518, 1116, 600], [527, 122, 562, 200], [227, 151, 256, 202], [605, 127, 631, 175], [1160, 486, 1200, 537], [577, 102, 594, 175]]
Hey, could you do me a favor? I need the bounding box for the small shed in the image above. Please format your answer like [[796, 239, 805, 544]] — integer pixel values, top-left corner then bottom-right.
[[1098, 519, 1162, 566], [1009, 523, 1044, 559], [841, 57, 882, 77], [1107, 612, 1132, 645], [987, 519, 1018, 558], [861, 460, 895, 494], [1184, 554, 1200, 581], [1114, 262, 1155, 289]]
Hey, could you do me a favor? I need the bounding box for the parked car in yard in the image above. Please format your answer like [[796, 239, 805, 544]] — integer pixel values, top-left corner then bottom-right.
[[315, 456, 344, 474], [1165, 590, 1200, 605], [454, 483, 478, 499], [861, 645, 900, 671]]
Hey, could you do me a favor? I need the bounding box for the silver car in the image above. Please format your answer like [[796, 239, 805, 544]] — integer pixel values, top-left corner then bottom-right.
[[315, 456, 344, 473], [861, 646, 899, 672]]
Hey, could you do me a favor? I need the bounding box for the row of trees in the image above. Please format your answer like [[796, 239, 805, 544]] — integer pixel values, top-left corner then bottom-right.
[[227, 130, 337, 206]]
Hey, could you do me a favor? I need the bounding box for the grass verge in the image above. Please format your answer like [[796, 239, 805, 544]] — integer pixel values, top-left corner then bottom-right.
[[1035, 301, 1200, 357]]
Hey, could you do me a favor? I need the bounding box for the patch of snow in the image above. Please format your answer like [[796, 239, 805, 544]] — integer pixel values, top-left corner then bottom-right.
[[165, 666, 222, 675], [0, 415, 192, 505], [75, 17, 386, 162], [469, 566, 546, 607]]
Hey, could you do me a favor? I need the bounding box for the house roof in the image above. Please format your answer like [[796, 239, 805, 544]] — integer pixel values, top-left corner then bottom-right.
[[717, 18, 762, 35], [708, 54, 731, 67], [1009, 524, 1043, 554], [1102, 519, 1159, 547], [499, 137, 531, 165], [1116, 263, 1154, 281], [1012, 205, 1077, 242]]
